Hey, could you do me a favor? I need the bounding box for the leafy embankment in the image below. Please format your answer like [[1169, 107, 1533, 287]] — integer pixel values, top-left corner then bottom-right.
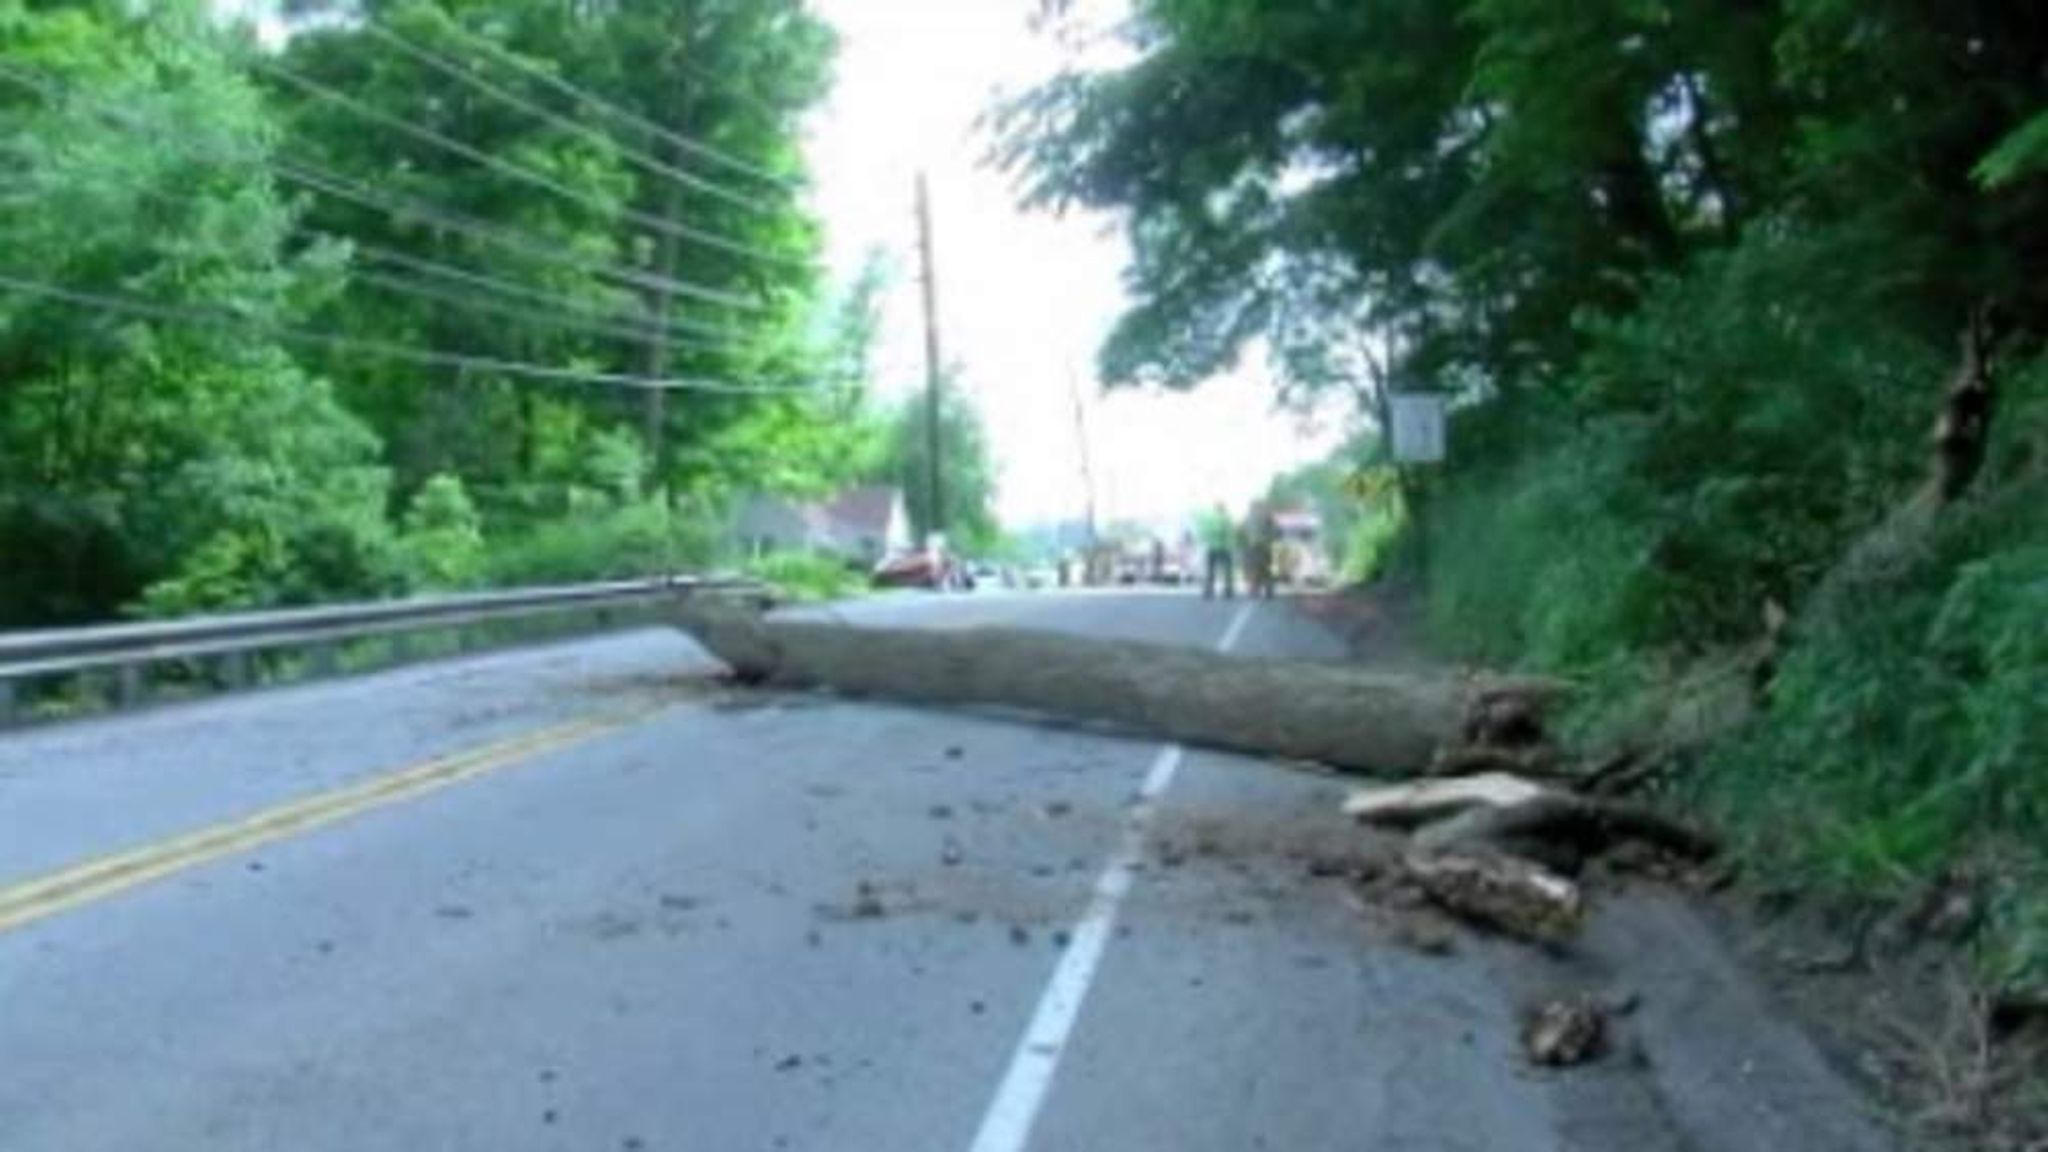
[[1000, 0, 2048, 996]]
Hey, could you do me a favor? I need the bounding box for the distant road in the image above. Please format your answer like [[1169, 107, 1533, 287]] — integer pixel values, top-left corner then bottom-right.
[[0, 591, 1893, 1152]]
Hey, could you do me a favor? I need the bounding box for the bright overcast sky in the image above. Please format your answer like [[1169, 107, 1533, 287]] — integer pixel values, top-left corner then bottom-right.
[[802, 0, 1351, 528]]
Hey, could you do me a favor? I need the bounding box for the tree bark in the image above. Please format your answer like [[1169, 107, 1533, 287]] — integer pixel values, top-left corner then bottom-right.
[[673, 605, 1564, 776], [1800, 306, 2000, 634], [1400, 849, 1585, 942]]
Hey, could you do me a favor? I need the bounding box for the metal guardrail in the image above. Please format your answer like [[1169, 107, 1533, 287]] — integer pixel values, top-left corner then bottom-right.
[[0, 575, 764, 728]]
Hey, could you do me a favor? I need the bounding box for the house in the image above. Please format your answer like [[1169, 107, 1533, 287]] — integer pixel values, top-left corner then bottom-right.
[[736, 485, 911, 567]]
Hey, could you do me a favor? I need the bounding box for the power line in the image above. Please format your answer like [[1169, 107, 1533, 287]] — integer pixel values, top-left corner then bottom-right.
[[359, 21, 773, 219], [0, 271, 805, 395], [346, 244, 748, 349], [0, 61, 765, 314], [0, 170, 755, 348], [251, 54, 808, 272], [347, 265, 747, 356], [434, 18, 799, 193], [274, 157, 759, 313]]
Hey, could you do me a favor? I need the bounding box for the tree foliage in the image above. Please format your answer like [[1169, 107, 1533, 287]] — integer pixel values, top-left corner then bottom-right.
[[1, 0, 882, 626], [1008, 0, 2048, 984], [870, 377, 1000, 553]]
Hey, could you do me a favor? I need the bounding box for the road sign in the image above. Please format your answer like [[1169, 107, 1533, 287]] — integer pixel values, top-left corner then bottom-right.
[[1390, 392, 1446, 463]]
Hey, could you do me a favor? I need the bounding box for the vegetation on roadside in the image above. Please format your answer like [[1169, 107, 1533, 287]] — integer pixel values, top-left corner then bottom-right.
[[1264, 437, 1407, 583], [2, 1, 1012, 624], [745, 549, 864, 603], [0, 0, 866, 625], [1005, 0, 2048, 995]]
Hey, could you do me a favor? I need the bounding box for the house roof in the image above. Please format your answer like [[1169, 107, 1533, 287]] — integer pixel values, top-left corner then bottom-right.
[[819, 485, 901, 539], [735, 494, 819, 540]]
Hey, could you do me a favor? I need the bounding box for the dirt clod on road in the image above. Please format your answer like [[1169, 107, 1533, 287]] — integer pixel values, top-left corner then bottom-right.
[[1522, 997, 1608, 1066]]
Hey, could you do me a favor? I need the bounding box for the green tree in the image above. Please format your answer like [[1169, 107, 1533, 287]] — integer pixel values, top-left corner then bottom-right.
[[0, 0, 397, 623], [398, 471, 486, 589], [872, 379, 1000, 552], [1009, 0, 2048, 994], [266, 0, 836, 513]]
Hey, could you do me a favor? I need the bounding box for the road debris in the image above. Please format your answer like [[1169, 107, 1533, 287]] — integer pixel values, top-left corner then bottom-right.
[[1342, 773, 1551, 828], [1401, 850, 1584, 943], [1411, 792, 1718, 864], [849, 881, 886, 919], [1522, 997, 1608, 1066]]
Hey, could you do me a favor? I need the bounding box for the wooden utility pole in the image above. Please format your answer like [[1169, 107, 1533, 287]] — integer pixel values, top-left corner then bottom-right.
[[641, 47, 696, 496], [642, 211, 678, 491], [915, 171, 945, 542], [1066, 362, 1098, 548]]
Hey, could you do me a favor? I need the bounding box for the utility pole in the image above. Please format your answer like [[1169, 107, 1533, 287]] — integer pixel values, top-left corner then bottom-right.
[[642, 216, 678, 493], [1066, 362, 1098, 548], [640, 48, 695, 497], [915, 171, 945, 543]]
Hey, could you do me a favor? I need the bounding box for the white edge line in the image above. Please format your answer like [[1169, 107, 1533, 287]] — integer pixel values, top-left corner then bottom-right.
[[964, 599, 1256, 1152]]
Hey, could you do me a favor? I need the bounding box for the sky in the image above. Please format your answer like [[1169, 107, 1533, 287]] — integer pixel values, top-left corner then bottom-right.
[[801, 0, 1351, 529], [213, 0, 1354, 529]]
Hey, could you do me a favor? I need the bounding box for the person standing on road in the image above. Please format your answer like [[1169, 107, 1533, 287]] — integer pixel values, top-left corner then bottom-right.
[[1198, 502, 1237, 599], [1245, 503, 1279, 600]]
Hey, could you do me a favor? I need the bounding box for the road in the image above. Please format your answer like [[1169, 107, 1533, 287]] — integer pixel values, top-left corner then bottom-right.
[[0, 591, 1895, 1152]]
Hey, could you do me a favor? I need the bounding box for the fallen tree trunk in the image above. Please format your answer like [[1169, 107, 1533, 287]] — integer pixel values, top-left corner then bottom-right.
[[673, 604, 1564, 776]]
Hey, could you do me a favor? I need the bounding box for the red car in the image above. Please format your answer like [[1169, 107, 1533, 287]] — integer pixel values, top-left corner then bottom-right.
[[871, 547, 961, 590]]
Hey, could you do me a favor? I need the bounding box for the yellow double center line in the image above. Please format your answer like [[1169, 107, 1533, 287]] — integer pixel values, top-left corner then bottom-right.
[[0, 708, 657, 936]]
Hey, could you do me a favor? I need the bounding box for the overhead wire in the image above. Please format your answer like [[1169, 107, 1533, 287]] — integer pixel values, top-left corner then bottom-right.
[[0, 60, 817, 396], [347, 242, 747, 343], [273, 156, 759, 311], [346, 265, 747, 356], [432, 18, 800, 193], [0, 271, 807, 395], [0, 60, 764, 313], [0, 172, 753, 354], [358, 21, 772, 218], [249, 54, 808, 272]]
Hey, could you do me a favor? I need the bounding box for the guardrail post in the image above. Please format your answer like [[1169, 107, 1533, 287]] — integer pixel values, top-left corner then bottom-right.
[[218, 650, 252, 690], [115, 662, 144, 709], [309, 643, 339, 679], [0, 676, 17, 728]]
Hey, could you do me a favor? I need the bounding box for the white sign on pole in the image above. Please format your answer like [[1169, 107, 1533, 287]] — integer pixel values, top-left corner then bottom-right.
[[1390, 392, 1446, 463]]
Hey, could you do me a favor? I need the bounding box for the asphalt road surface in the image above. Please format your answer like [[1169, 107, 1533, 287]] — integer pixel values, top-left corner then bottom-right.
[[0, 591, 1897, 1152]]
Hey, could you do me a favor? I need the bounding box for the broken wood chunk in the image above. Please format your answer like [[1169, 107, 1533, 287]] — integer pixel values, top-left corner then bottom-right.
[[1412, 793, 1719, 863], [1401, 850, 1584, 943], [1523, 997, 1608, 1066], [1343, 773, 1554, 828]]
